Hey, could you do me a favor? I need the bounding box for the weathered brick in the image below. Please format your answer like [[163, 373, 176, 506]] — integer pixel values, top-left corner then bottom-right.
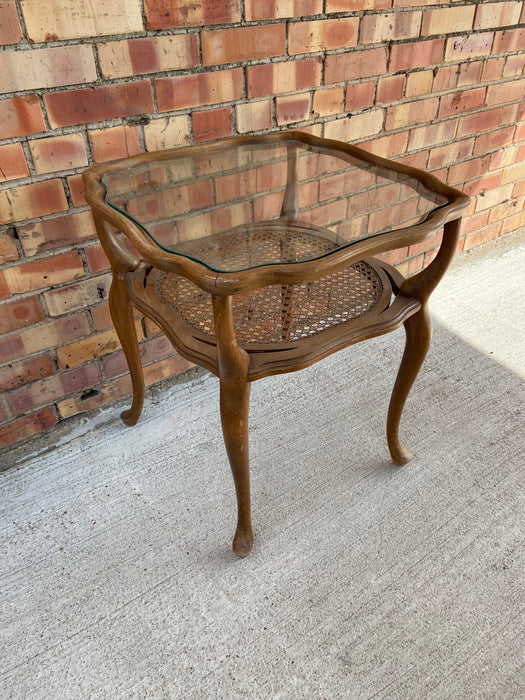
[[0, 251, 84, 300], [143, 116, 190, 152], [421, 6, 475, 36], [98, 35, 198, 79], [56, 321, 143, 369], [192, 107, 233, 143], [0, 296, 45, 336], [457, 61, 483, 88], [248, 59, 322, 98], [474, 183, 512, 211], [389, 40, 444, 73], [156, 69, 243, 111], [503, 54, 525, 78], [324, 109, 384, 142], [492, 28, 525, 54], [385, 97, 438, 131], [56, 375, 131, 419], [457, 109, 500, 138], [20, 0, 143, 41], [326, 47, 387, 84], [0, 233, 19, 265], [0, 45, 96, 93], [29, 134, 87, 175], [0, 354, 55, 394], [501, 209, 525, 235], [474, 2, 522, 30], [0, 179, 68, 225], [89, 125, 141, 164], [438, 88, 486, 118], [433, 65, 459, 93], [44, 82, 154, 129], [500, 101, 525, 127], [0, 143, 29, 182], [405, 70, 433, 97], [276, 93, 310, 126], [448, 155, 492, 187], [0, 95, 45, 140], [289, 18, 358, 54], [408, 120, 458, 152], [474, 126, 516, 157], [85, 244, 110, 273], [360, 130, 408, 159], [328, 0, 391, 10], [345, 81, 376, 111], [67, 174, 87, 207], [489, 143, 524, 171], [444, 33, 494, 62], [312, 88, 344, 118], [486, 78, 525, 107], [482, 57, 505, 83], [0, 315, 90, 364], [501, 160, 525, 186], [7, 363, 102, 415], [43, 274, 112, 317], [0, 408, 58, 448], [463, 222, 502, 251], [103, 335, 175, 378], [203, 25, 286, 65], [246, 0, 322, 20], [376, 75, 404, 103], [428, 138, 474, 170], [18, 211, 97, 258], [145, 0, 240, 29], [0, 1, 22, 45], [393, 0, 435, 6], [360, 11, 421, 44], [236, 100, 273, 133]]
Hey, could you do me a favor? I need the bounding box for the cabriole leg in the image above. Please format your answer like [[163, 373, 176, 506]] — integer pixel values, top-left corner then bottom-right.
[[387, 304, 432, 465], [109, 274, 145, 426]]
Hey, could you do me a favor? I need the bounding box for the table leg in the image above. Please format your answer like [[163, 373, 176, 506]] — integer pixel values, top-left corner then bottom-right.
[[386, 304, 432, 465], [109, 274, 145, 426]]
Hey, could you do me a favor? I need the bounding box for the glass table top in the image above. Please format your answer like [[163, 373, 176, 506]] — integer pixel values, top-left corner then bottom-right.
[[102, 140, 448, 273]]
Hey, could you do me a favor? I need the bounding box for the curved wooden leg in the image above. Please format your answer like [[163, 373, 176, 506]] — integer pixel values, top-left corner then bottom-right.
[[109, 274, 144, 426], [387, 304, 432, 465], [220, 375, 253, 557]]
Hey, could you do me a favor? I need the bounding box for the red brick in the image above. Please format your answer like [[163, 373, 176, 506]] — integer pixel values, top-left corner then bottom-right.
[[56, 374, 131, 419], [98, 34, 198, 79], [389, 39, 444, 73], [463, 222, 502, 251], [57, 321, 143, 370], [501, 209, 525, 235], [0, 95, 45, 139], [0, 179, 68, 225], [444, 33, 494, 62], [0, 233, 19, 265], [328, 0, 391, 10], [289, 18, 358, 54], [145, 0, 241, 29], [345, 81, 376, 111], [500, 101, 525, 126], [503, 54, 525, 78], [470, 178, 508, 204], [192, 107, 233, 143], [0, 143, 29, 182], [17, 211, 96, 258], [385, 97, 439, 131], [29, 133, 87, 175], [67, 174, 87, 207], [20, 0, 143, 41], [44, 274, 112, 317], [326, 47, 387, 83], [481, 57, 505, 83], [360, 11, 421, 44], [312, 87, 343, 119], [324, 109, 384, 142], [501, 160, 525, 185], [438, 88, 486, 118], [276, 93, 310, 126], [457, 61, 483, 88], [0, 296, 45, 336], [0, 315, 90, 364], [143, 116, 190, 151], [432, 65, 459, 93], [488, 197, 522, 225], [457, 109, 501, 137], [203, 24, 286, 65], [408, 120, 458, 152], [492, 28, 525, 54], [44, 82, 154, 128], [448, 155, 492, 186], [360, 131, 408, 159], [88, 125, 141, 164], [474, 126, 516, 157], [0, 1, 22, 45], [428, 138, 474, 170], [0, 45, 96, 93], [421, 6, 475, 36], [246, 0, 322, 20], [489, 143, 523, 171], [486, 79, 525, 107], [376, 75, 405, 103], [0, 251, 84, 299], [474, 2, 522, 30], [85, 244, 110, 273], [248, 59, 322, 98], [236, 100, 273, 133], [0, 408, 58, 447], [103, 335, 175, 378], [156, 69, 243, 111]]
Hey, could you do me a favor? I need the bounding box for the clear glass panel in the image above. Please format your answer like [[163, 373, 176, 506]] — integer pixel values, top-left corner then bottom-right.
[[102, 140, 447, 273]]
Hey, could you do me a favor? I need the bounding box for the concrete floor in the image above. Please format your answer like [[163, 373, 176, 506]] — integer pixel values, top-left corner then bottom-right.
[[1, 233, 524, 698]]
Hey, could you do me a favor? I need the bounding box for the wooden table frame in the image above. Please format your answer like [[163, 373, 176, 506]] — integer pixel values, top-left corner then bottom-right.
[[83, 131, 470, 557]]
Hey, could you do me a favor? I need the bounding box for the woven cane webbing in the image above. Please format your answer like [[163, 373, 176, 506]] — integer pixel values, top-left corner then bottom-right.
[[157, 262, 383, 345]]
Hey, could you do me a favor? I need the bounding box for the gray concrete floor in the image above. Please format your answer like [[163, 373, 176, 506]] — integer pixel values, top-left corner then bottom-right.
[[1, 233, 524, 699]]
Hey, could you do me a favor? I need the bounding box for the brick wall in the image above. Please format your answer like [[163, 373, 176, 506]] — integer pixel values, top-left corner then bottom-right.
[[1, 0, 524, 452]]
